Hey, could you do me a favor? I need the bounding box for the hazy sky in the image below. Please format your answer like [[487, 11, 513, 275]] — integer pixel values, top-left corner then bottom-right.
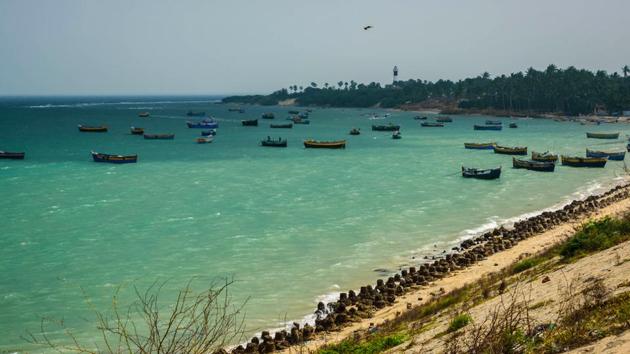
[[1, 0, 629, 95]]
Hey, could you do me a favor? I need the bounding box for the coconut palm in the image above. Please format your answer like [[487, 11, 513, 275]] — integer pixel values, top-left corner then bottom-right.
[[623, 65, 629, 78]]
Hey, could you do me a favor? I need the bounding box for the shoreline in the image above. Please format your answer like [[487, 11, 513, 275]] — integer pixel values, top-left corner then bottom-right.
[[228, 179, 630, 353]]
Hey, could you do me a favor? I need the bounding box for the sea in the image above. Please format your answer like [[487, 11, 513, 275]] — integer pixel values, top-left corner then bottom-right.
[[0, 96, 627, 351]]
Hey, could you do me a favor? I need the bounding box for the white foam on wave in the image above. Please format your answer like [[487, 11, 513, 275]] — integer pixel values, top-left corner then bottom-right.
[[27, 99, 221, 109]]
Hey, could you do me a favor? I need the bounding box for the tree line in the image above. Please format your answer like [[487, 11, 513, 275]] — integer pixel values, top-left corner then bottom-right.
[[222, 65, 630, 116]]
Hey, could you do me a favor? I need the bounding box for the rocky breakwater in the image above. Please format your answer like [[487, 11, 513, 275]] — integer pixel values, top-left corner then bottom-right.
[[219, 184, 630, 354]]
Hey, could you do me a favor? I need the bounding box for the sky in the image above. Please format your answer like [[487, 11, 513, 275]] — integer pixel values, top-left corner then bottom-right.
[[1, 0, 629, 96]]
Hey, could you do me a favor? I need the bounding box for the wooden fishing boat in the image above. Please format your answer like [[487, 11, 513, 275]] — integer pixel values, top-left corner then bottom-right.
[[270, 123, 293, 129], [0, 151, 25, 159], [261, 112, 275, 119], [187, 118, 218, 129], [561, 155, 607, 168], [304, 140, 346, 149], [586, 132, 619, 139], [228, 108, 244, 113], [474, 125, 502, 131], [509, 123, 518, 128], [413, 116, 428, 120], [201, 129, 217, 136], [531, 151, 558, 162], [241, 119, 258, 126], [78, 125, 107, 132], [298, 112, 309, 119], [288, 110, 300, 115], [186, 111, 206, 117], [372, 124, 400, 131], [494, 145, 527, 155], [512, 158, 555, 172], [138, 112, 150, 118], [392, 131, 402, 139], [349, 128, 361, 135], [462, 166, 501, 180], [91, 151, 137, 164], [464, 142, 496, 150], [436, 116, 452, 122], [130, 126, 144, 135], [485, 120, 502, 125], [586, 148, 626, 161], [196, 136, 213, 144], [261, 137, 287, 147], [144, 134, 175, 140], [420, 122, 444, 127], [292, 117, 310, 124]]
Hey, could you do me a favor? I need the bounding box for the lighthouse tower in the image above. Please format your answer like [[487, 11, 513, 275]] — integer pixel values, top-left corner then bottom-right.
[[393, 66, 399, 84]]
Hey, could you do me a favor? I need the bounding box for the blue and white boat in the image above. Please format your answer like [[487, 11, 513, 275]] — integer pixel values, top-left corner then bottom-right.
[[187, 118, 219, 129], [201, 129, 217, 136], [586, 148, 625, 161]]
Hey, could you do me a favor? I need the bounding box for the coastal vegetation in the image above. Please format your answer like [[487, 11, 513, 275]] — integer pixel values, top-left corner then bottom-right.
[[223, 65, 630, 116]]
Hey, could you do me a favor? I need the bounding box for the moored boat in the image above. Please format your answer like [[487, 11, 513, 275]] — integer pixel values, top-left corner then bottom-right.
[[144, 133, 175, 140], [372, 124, 400, 131], [138, 112, 150, 118], [494, 145, 527, 155], [531, 151, 558, 162], [485, 120, 502, 125], [509, 123, 518, 128], [196, 136, 214, 144], [78, 125, 107, 132], [586, 132, 619, 139], [413, 116, 428, 120], [201, 129, 217, 136], [0, 151, 25, 159], [186, 111, 206, 117], [474, 124, 502, 131], [461, 166, 501, 180], [261, 137, 287, 147], [420, 122, 444, 127], [464, 142, 496, 150], [288, 110, 300, 115], [242, 119, 258, 126], [436, 116, 452, 122], [270, 123, 293, 129], [561, 155, 607, 167], [304, 139, 346, 149], [586, 148, 625, 161], [130, 126, 144, 135], [512, 158, 555, 172], [262, 113, 275, 119], [91, 151, 137, 164], [292, 117, 310, 124], [187, 118, 218, 129], [349, 128, 361, 135], [392, 131, 402, 139]]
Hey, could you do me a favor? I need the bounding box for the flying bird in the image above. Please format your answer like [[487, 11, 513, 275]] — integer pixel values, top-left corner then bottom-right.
[[363, 25, 373, 30]]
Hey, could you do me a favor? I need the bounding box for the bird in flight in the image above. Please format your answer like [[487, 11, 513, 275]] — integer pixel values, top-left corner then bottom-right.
[[363, 25, 373, 30]]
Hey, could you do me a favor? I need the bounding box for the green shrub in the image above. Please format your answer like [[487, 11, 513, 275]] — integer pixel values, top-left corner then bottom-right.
[[560, 216, 630, 260], [447, 313, 472, 333], [319, 333, 408, 354], [511, 258, 542, 274]]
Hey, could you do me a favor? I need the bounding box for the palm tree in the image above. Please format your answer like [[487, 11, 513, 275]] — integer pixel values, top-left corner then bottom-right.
[[344, 82, 349, 90], [299, 86, 303, 92], [310, 82, 318, 88], [338, 81, 343, 89], [623, 65, 629, 78], [324, 83, 329, 89]]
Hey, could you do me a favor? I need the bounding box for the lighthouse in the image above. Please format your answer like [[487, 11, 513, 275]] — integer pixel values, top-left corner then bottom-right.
[[393, 65, 399, 84]]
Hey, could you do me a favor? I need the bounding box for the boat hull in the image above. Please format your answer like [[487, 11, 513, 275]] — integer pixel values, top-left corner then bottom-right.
[[512, 158, 555, 172], [241, 119, 258, 126], [78, 125, 107, 132], [270, 124, 293, 129], [464, 143, 496, 150], [372, 125, 400, 131], [494, 146, 527, 155], [586, 132, 619, 139], [561, 156, 607, 167], [474, 125, 502, 131], [462, 166, 501, 180], [261, 140, 287, 147], [586, 149, 625, 161], [531, 151, 558, 162], [0, 151, 25, 159], [91, 151, 137, 163], [144, 134, 175, 140], [304, 140, 346, 149], [421, 123, 444, 127]]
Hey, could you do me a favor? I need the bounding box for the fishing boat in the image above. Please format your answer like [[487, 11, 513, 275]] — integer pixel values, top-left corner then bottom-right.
[[78, 125, 107, 132], [461, 166, 501, 180], [627, 143, 630, 152], [413, 116, 428, 120], [138, 112, 150, 118], [586, 132, 619, 139], [196, 136, 214, 144], [186, 111, 206, 117], [420, 122, 444, 127], [130, 126, 144, 135], [512, 158, 555, 172], [270, 123, 293, 129], [262, 112, 275, 119], [201, 129, 217, 136], [372, 124, 400, 131], [187, 118, 218, 129], [485, 120, 502, 125], [586, 148, 626, 161], [436, 116, 452, 122], [288, 110, 300, 115], [531, 151, 558, 162], [464, 142, 496, 150], [143, 134, 175, 140], [91, 151, 137, 164], [349, 128, 361, 135], [494, 145, 527, 155], [228, 108, 244, 113], [298, 112, 309, 119], [392, 131, 402, 139], [241, 119, 258, 126], [509, 123, 518, 128], [261, 137, 287, 147], [304, 140, 346, 149], [474, 125, 502, 131], [561, 156, 607, 168], [292, 117, 310, 124], [0, 151, 25, 159]]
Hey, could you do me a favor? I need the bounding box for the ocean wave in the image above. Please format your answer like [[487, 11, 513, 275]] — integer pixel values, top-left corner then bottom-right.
[[27, 99, 221, 108]]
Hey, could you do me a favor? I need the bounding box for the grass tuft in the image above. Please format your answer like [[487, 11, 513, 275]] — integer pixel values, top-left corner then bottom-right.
[[447, 313, 472, 333]]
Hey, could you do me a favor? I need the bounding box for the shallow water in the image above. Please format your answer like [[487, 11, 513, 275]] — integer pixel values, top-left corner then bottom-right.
[[0, 96, 627, 351]]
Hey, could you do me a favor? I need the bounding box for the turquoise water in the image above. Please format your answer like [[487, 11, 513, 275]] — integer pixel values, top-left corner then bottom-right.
[[0, 97, 628, 351]]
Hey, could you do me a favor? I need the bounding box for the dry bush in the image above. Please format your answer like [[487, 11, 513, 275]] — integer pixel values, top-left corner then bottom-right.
[[25, 278, 246, 354]]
